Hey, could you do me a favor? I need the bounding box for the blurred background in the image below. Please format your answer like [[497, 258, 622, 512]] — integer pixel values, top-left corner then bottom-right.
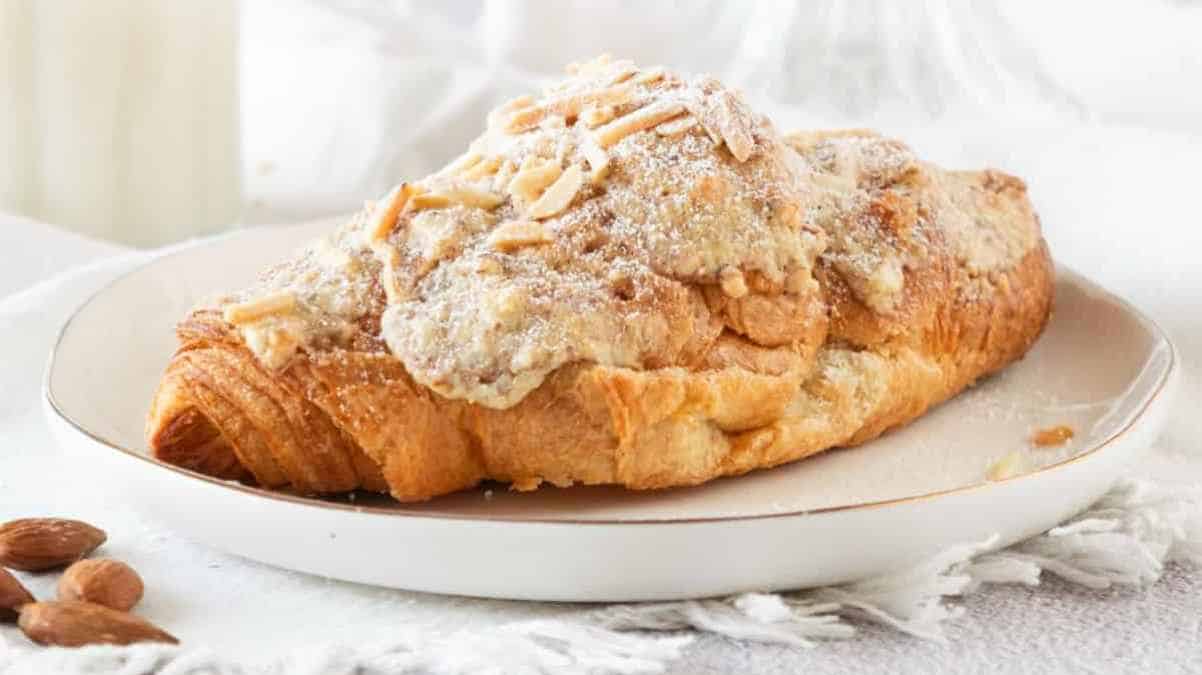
[[2, 0, 1199, 246]]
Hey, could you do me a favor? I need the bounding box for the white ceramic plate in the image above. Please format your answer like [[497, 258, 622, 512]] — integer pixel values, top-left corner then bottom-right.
[[44, 222, 1178, 601]]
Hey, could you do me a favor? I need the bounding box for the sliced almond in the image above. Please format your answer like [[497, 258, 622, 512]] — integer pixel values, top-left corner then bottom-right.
[[527, 164, 584, 220], [656, 115, 698, 137], [506, 84, 634, 133], [711, 92, 756, 162], [488, 221, 553, 252], [508, 161, 563, 205], [223, 293, 297, 325], [593, 102, 686, 148], [492, 159, 518, 193]]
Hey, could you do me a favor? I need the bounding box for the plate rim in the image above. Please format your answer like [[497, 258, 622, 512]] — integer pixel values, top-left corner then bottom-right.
[[43, 225, 1179, 526]]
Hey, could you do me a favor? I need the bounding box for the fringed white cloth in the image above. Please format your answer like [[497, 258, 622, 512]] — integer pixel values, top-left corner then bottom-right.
[[2, 479, 1198, 675]]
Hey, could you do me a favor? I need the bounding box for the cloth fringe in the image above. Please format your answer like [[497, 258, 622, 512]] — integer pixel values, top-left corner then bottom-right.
[[2, 478, 1198, 675]]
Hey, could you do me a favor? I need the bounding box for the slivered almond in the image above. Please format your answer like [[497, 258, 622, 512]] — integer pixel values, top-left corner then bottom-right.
[[492, 159, 518, 193], [506, 84, 634, 133], [407, 193, 453, 211], [607, 64, 639, 84], [593, 102, 686, 148], [488, 221, 552, 252], [581, 105, 617, 128], [635, 67, 665, 85], [366, 182, 414, 243], [527, 164, 584, 219], [656, 115, 698, 137], [579, 135, 610, 184], [487, 95, 535, 128], [508, 161, 563, 205], [439, 185, 506, 210], [223, 293, 296, 325], [460, 155, 503, 181]]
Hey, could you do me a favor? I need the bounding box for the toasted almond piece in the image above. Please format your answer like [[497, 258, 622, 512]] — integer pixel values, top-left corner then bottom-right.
[[1032, 425, 1074, 447], [593, 102, 687, 148], [0, 569, 34, 622], [656, 115, 698, 137], [987, 451, 1026, 481], [487, 95, 535, 128], [441, 185, 506, 210], [365, 182, 415, 243], [720, 267, 749, 298], [223, 293, 297, 325], [579, 135, 610, 184], [607, 64, 639, 84], [508, 161, 563, 205], [0, 519, 107, 573], [19, 601, 177, 647], [581, 105, 617, 129], [460, 155, 504, 181], [635, 66, 665, 85], [408, 193, 453, 211], [527, 165, 584, 220], [58, 559, 144, 612], [489, 221, 553, 252]]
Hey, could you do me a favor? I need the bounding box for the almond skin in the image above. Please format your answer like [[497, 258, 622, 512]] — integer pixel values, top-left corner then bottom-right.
[[59, 559, 144, 611], [18, 601, 178, 647], [0, 568, 35, 622], [0, 518, 107, 571]]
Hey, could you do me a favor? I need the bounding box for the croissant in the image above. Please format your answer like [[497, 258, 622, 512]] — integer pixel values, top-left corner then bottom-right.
[[146, 56, 1052, 502]]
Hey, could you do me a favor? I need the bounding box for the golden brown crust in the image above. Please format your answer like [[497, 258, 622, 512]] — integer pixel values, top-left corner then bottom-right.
[[145, 61, 1054, 503]]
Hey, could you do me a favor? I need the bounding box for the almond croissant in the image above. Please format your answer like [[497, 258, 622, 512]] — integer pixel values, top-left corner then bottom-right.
[[147, 57, 1052, 502]]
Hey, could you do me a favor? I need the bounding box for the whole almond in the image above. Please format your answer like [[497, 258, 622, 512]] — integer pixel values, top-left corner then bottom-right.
[[59, 559, 144, 611], [0, 568, 35, 622], [18, 601, 178, 647], [0, 518, 107, 571]]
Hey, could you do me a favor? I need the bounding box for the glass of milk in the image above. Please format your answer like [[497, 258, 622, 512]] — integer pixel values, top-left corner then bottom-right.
[[0, 0, 242, 246]]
